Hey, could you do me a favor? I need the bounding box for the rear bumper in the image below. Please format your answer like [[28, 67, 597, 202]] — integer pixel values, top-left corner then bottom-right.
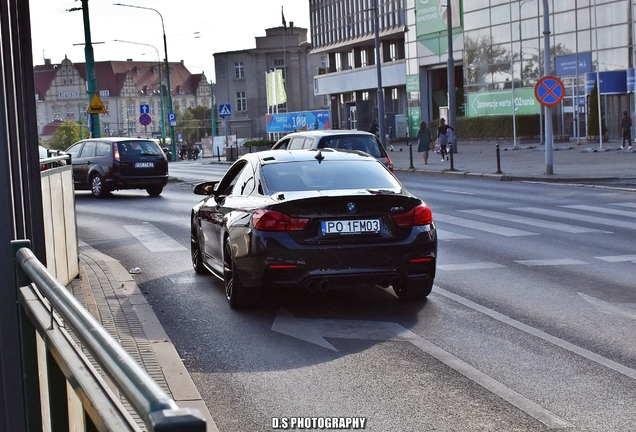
[[234, 227, 437, 290], [105, 174, 168, 190]]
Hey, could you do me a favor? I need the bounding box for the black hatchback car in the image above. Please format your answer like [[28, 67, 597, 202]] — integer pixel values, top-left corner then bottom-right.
[[271, 130, 393, 171], [65, 138, 169, 197], [191, 149, 436, 308]]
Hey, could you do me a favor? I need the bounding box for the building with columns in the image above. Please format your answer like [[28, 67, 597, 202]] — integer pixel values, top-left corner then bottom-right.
[[213, 26, 326, 140], [33, 56, 212, 141]]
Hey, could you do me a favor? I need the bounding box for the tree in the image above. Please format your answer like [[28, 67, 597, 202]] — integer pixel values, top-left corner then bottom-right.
[[48, 120, 80, 150], [587, 80, 607, 137]]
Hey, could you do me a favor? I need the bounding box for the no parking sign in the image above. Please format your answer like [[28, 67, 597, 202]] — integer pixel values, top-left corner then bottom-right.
[[534, 76, 565, 107]]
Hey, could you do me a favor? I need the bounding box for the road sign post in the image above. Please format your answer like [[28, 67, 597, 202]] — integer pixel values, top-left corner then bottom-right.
[[535, 74, 564, 175]]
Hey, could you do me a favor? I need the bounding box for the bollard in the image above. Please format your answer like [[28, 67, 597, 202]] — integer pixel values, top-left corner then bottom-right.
[[495, 143, 502, 174], [408, 140, 415, 170], [216, 145, 221, 162], [449, 143, 454, 170]]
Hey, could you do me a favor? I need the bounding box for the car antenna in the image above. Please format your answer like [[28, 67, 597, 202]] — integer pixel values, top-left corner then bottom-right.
[[314, 150, 325, 163]]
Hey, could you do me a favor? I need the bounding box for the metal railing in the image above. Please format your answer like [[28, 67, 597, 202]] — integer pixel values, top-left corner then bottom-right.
[[13, 241, 206, 431]]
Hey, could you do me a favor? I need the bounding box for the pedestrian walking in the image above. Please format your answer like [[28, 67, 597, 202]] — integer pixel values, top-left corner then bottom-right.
[[621, 111, 633, 149], [437, 118, 455, 161], [417, 121, 433, 165], [368, 119, 379, 136]]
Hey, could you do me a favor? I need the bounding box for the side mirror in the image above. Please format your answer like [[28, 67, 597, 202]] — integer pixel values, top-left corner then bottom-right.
[[193, 181, 219, 196]]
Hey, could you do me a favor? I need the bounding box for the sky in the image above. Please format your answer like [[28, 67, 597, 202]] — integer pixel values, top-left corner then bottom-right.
[[29, 0, 311, 82]]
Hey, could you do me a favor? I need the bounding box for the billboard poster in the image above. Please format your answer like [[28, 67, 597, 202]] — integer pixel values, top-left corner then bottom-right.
[[416, 0, 462, 36], [466, 88, 540, 117], [266, 110, 330, 133]]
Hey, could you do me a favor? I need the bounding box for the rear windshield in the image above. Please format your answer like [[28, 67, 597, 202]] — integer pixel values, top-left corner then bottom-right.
[[262, 160, 399, 193], [318, 135, 383, 157], [117, 140, 163, 156]]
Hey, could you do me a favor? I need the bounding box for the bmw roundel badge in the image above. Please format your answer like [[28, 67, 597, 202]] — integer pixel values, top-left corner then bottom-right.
[[347, 202, 356, 212]]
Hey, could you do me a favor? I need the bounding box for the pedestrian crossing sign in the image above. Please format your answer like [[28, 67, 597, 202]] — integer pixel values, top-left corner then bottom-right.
[[219, 104, 231, 117]]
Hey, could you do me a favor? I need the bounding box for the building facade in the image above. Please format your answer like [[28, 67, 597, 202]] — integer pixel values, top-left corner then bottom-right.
[[213, 26, 326, 140], [311, 0, 409, 136], [310, 0, 636, 141], [34, 57, 212, 141]]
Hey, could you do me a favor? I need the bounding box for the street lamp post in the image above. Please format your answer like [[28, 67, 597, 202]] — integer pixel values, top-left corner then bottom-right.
[[113, 40, 166, 149], [114, 3, 176, 161]]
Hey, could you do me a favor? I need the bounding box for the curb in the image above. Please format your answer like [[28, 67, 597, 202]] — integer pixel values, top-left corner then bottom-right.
[[79, 242, 219, 432]]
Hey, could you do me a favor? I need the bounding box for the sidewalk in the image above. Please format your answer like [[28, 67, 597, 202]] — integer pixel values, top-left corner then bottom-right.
[[71, 242, 218, 432], [385, 138, 636, 182]]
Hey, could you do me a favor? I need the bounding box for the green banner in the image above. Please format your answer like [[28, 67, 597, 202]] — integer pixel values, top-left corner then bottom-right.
[[408, 107, 421, 138], [466, 88, 540, 117], [416, 0, 462, 37], [406, 74, 419, 92]]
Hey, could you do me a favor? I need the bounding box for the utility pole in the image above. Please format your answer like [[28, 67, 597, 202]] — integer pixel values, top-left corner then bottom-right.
[[80, 0, 100, 137], [542, 0, 554, 174]]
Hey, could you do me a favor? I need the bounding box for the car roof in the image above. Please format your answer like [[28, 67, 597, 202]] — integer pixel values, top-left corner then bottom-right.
[[281, 130, 377, 139], [73, 137, 156, 143], [250, 148, 378, 165]]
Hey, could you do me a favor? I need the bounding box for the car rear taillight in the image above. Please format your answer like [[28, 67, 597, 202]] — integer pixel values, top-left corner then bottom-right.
[[391, 204, 433, 227], [113, 143, 120, 162], [385, 155, 393, 172], [253, 210, 309, 231]]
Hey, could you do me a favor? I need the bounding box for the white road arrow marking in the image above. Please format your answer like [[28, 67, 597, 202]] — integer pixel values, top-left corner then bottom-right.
[[271, 308, 571, 428]]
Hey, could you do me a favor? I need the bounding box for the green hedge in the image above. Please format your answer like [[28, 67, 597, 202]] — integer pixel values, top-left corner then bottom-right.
[[243, 139, 275, 147], [428, 115, 542, 140]]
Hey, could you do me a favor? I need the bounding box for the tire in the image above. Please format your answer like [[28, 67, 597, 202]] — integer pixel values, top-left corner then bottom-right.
[[146, 185, 163, 196], [191, 220, 208, 274], [90, 174, 109, 198], [223, 240, 258, 308], [394, 278, 433, 300]]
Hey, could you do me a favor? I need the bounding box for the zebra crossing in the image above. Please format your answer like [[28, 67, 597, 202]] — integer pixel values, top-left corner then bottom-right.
[[435, 201, 636, 271]]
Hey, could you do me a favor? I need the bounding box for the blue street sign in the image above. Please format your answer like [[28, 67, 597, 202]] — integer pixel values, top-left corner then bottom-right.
[[140, 104, 150, 114], [168, 112, 177, 126], [219, 104, 232, 117]]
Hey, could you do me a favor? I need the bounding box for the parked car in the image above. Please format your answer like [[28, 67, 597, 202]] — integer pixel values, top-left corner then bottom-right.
[[191, 149, 436, 308], [65, 138, 168, 197], [271, 130, 393, 171]]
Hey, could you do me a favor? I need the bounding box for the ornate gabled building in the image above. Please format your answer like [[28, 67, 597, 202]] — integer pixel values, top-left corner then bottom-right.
[[33, 56, 212, 140]]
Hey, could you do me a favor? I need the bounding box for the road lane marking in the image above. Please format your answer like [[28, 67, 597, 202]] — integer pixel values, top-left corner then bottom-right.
[[514, 259, 587, 266], [612, 203, 636, 209], [461, 209, 607, 233], [579, 293, 636, 320], [436, 230, 473, 241], [561, 204, 636, 218], [272, 309, 572, 429], [123, 223, 187, 252], [437, 262, 506, 271], [514, 207, 636, 230], [595, 255, 636, 262], [441, 190, 475, 195], [434, 213, 538, 237], [435, 287, 636, 382]]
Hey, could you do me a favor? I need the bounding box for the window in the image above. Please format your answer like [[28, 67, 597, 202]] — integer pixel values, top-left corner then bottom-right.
[[236, 91, 246, 111], [235, 61, 244, 78], [99, 90, 109, 97], [127, 104, 135, 116]]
